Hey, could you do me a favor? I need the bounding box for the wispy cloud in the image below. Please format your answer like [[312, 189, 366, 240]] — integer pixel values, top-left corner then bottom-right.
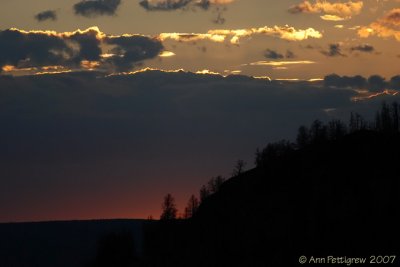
[[247, 60, 316, 67], [320, 14, 349, 21], [350, 44, 374, 53]]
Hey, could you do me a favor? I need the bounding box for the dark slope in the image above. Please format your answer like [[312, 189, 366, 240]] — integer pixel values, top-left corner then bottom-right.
[[146, 130, 400, 267]]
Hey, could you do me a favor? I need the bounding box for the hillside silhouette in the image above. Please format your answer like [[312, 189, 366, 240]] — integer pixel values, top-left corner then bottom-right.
[[143, 102, 400, 267]]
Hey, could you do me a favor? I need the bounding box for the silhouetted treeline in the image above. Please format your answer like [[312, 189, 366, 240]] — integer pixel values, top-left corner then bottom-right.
[[255, 101, 400, 167]]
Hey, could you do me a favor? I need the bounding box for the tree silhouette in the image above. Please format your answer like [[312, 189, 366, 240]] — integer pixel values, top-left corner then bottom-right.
[[184, 195, 199, 219], [328, 119, 347, 140], [199, 176, 226, 203], [349, 112, 366, 132], [296, 125, 310, 148], [232, 160, 246, 177], [199, 185, 210, 203], [160, 193, 178, 220], [255, 140, 294, 167], [309, 119, 328, 143]]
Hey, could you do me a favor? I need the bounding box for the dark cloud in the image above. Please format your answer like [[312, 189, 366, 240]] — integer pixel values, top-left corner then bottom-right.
[[0, 28, 163, 73], [0, 29, 71, 70], [68, 29, 102, 63], [350, 44, 374, 53], [390, 75, 400, 91], [324, 74, 396, 92], [324, 74, 366, 89], [264, 49, 284, 59], [264, 49, 296, 59], [286, 50, 296, 58], [139, 0, 192, 11], [3, 69, 400, 222], [321, 43, 346, 57], [139, 0, 231, 24], [368, 75, 387, 92], [74, 0, 121, 17], [104, 35, 164, 71], [34, 10, 57, 22]]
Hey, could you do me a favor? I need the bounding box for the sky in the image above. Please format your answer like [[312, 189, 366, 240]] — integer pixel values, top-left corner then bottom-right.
[[1, 0, 400, 222]]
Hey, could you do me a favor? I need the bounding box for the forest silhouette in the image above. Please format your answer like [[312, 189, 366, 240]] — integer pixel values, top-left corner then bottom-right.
[[1, 102, 400, 267]]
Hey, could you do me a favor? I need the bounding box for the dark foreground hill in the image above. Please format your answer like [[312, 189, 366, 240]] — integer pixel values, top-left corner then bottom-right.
[[144, 130, 400, 267], [0, 219, 146, 267]]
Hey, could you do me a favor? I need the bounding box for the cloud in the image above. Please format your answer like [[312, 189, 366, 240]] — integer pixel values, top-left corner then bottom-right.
[[103, 35, 164, 71], [358, 8, 400, 41], [289, 0, 363, 20], [350, 44, 374, 53], [320, 14, 349, 21], [390, 75, 400, 90], [368, 75, 387, 92], [0, 28, 71, 71], [139, 0, 192, 11], [160, 25, 322, 45], [264, 49, 284, 59], [139, 0, 234, 24], [323, 74, 400, 92], [286, 50, 296, 59], [34, 10, 57, 22], [324, 74, 366, 89], [247, 60, 316, 67], [0, 27, 163, 73], [264, 49, 296, 59], [139, 0, 234, 11], [321, 43, 346, 57], [74, 0, 121, 17]]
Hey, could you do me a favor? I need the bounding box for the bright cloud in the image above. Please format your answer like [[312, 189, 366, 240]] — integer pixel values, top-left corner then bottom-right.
[[289, 1, 363, 20], [160, 25, 322, 45], [358, 8, 400, 41]]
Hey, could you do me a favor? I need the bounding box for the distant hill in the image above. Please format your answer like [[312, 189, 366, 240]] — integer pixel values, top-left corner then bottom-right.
[[0, 219, 146, 267], [143, 130, 400, 266]]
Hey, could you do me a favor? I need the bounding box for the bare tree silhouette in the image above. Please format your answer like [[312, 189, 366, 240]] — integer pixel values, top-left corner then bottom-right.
[[184, 195, 199, 219], [160, 193, 178, 220]]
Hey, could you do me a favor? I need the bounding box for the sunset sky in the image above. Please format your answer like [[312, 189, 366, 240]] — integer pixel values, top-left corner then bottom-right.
[[1, 0, 400, 78], [1, 0, 400, 222]]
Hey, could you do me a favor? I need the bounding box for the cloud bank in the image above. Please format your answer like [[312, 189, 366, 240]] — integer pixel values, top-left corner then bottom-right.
[[1, 69, 399, 221]]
